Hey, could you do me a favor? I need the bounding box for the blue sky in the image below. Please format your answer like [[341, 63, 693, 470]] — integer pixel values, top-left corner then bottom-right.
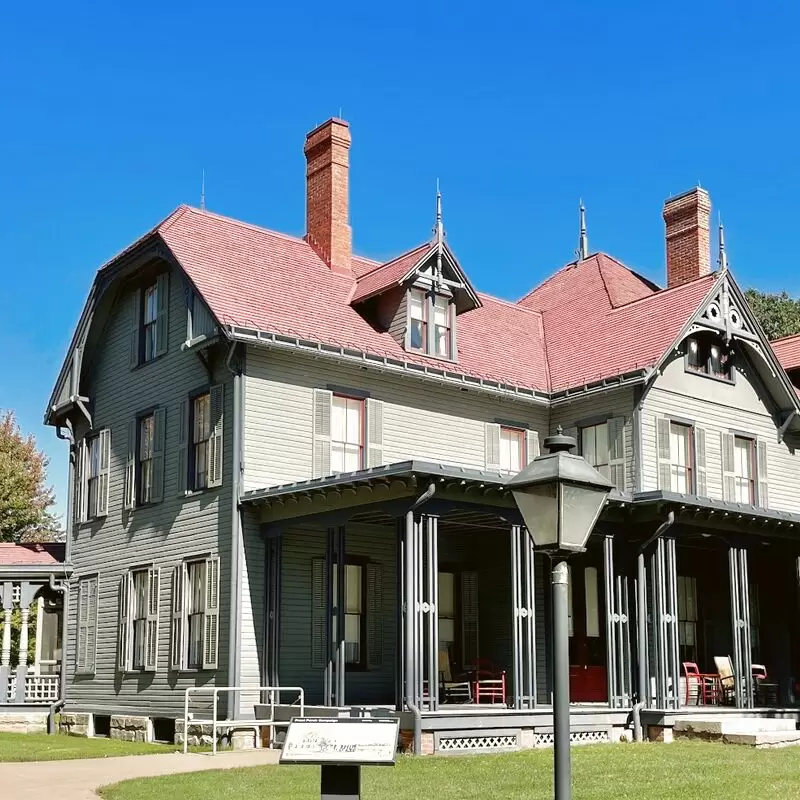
[[2, 1, 799, 522]]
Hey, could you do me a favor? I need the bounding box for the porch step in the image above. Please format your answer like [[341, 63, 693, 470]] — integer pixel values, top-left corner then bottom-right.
[[674, 716, 798, 739], [722, 731, 800, 749]]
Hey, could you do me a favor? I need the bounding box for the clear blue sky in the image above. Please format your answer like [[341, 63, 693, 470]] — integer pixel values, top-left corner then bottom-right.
[[2, 1, 799, 523]]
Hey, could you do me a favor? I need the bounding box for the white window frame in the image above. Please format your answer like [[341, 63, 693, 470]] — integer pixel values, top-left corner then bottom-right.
[[733, 435, 755, 504], [170, 556, 220, 672], [499, 426, 525, 473], [331, 395, 363, 474], [581, 422, 610, 479], [118, 566, 160, 673], [669, 422, 693, 494], [408, 289, 427, 352]]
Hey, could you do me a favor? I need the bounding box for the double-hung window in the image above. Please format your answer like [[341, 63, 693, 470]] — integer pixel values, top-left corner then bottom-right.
[[86, 436, 101, 518], [433, 295, 451, 357], [438, 571, 456, 649], [142, 283, 159, 362], [733, 436, 755, 504], [138, 413, 156, 505], [333, 563, 365, 666], [192, 393, 211, 491], [186, 561, 206, 669], [409, 290, 427, 352], [331, 395, 363, 473], [170, 557, 220, 671], [677, 575, 698, 663], [669, 423, 693, 494], [118, 566, 160, 673], [407, 288, 454, 359], [130, 569, 149, 670], [130, 274, 168, 368], [581, 423, 610, 479], [499, 426, 525, 473], [79, 430, 110, 522]]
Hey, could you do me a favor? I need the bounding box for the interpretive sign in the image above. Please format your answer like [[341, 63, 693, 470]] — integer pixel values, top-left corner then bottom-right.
[[280, 717, 400, 765]]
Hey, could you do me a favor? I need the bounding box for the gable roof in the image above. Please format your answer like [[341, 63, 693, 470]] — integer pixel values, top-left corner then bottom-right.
[[350, 244, 429, 303], [771, 333, 800, 372], [0, 543, 65, 566]]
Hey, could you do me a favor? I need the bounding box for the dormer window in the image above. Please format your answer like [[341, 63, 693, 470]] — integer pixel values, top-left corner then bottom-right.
[[433, 295, 451, 357], [409, 289, 427, 351], [406, 288, 454, 359], [685, 333, 733, 382]]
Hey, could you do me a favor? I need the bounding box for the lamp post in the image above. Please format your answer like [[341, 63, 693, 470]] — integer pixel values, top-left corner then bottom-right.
[[507, 427, 612, 800]]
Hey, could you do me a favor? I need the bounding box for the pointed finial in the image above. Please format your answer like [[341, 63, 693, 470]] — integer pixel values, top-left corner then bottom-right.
[[200, 170, 206, 211], [577, 200, 588, 260], [718, 214, 728, 271], [433, 181, 444, 290]]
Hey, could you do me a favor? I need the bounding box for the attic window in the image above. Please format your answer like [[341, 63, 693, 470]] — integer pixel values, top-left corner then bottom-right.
[[686, 333, 733, 382], [409, 289, 427, 351], [407, 288, 455, 360], [433, 295, 451, 357]]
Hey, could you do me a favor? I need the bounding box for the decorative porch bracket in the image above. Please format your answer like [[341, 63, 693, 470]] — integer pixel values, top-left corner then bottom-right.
[[729, 546, 754, 709], [510, 524, 537, 710], [603, 536, 633, 708], [646, 538, 680, 709]]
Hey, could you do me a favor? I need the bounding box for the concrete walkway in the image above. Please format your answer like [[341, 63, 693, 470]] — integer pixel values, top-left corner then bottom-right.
[[0, 748, 281, 799]]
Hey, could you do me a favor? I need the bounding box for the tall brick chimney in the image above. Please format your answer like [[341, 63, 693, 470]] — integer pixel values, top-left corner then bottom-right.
[[662, 187, 711, 288], [304, 118, 352, 275]]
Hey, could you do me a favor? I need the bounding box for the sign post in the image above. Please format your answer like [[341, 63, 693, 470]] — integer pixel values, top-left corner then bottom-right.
[[280, 717, 400, 800]]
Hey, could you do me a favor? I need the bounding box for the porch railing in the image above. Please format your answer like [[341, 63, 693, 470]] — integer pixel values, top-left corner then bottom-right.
[[25, 675, 60, 703]]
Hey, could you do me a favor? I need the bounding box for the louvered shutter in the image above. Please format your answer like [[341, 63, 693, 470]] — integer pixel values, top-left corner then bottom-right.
[[312, 389, 333, 478], [77, 439, 88, 524], [124, 420, 137, 510], [202, 557, 220, 670], [154, 273, 169, 357], [311, 557, 328, 669], [721, 432, 736, 501], [117, 573, 132, 672], [695, 427, 707, 496], [76, 579, 88, 672], [484, 423, 501, 471], [607, 417, 626, 491], [461, 570, 479, 671], [144, 567, 160, 671], [366, 562, 383, 669], [365, 398, 384, 468], [525, 430, 540, 465], [170, 564, 186, 671], [757, 440, 769, 508], [85, 577, 98, 673], [177, 399, 189, 495], [96, 430, 111, 517], [207, 384, 224, 488], [150, 408, 166, 503], [129, 288, 141, 369], [656, 418, 672, 490]]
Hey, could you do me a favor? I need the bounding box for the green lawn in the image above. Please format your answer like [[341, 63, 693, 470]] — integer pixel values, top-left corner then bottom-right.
[[100, 741, 800, 800], [0, 732, 175, 762]]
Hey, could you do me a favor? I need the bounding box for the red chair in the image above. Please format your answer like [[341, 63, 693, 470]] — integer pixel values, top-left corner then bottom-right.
[[473, 658, 507, 705], [683, 661, 721, 705]]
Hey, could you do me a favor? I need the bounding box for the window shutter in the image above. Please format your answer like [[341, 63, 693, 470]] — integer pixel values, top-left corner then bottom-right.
[[365, 398, 384, 468], [170, 564, 186, 671], [525, 430, 540, 465], [117, 572, 132, 672], [656, 418, 672, 490], [461, 570, 479, 671], [129, 288, 141, 369], [311, 557, 328, 669], [77, 439, 88, 524], [607, 416, 626, 491], [207, 384, 224, 488], [150, 408, 166, 503], [202, 557, 220, 670], [144, 567, 160, 671], [721, 432, 736, 501], [96, 429, 111, 517], [76, 579, 88, 672], [124, 420, 136, 510], [366, 562, 383, 669], [154, 273, 169, 358], [177, 399, 189, 496], [312, 389, 333, 479], [484, 423, 501, 471], [695, 427, 707, 497], [86, 577, 98, 673], [757, 440, 769, 508]]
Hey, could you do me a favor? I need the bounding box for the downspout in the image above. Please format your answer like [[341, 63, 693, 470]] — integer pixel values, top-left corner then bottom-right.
[[405, 483, 436, 754], [47, 572, 69, 735], [632, 510, 675, 742], [225, 342, 244, 720]]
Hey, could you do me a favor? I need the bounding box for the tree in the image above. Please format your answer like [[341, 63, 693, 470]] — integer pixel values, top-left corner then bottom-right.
[[0, 410, 60, 542], [745, 289, 800, 341]]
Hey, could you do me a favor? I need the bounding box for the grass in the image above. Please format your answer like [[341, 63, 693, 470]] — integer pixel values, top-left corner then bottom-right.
[[0, 732, 176, 762], [100, 741, 800, 800]]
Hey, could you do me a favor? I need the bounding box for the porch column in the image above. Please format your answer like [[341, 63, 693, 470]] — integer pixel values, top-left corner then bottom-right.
[[423, 515, 440, 712], [264, 534, 282, 689], [15, 581, 34, 704], [511, 524, 537, 710], [0, 582, 12, 704], [324, 526, 346, 707], [648, 538, 680, 709], [603, 535, 633, 708], [729, 546, 754, 709]]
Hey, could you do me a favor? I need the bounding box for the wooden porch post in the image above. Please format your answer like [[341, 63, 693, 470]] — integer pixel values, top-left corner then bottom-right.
[[0, 581, 12, 704]]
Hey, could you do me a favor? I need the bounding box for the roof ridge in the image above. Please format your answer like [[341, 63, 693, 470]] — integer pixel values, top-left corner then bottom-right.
[[477, 291, 543, 318], [356, 241, 430, 280], [607, 271, 718, 314], [517, 255, 584, 305]]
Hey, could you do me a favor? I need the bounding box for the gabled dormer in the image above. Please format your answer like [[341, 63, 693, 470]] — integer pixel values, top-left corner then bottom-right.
[[351, 192, 481, 361]]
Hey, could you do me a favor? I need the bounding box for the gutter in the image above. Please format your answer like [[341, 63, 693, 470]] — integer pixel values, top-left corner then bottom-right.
[[405, 482, 436, 755], [225, 342, 244, 720]]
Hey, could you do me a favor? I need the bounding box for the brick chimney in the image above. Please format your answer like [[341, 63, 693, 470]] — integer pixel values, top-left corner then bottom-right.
[[662, 187, 711, 288], [304, 118, 352, 275]]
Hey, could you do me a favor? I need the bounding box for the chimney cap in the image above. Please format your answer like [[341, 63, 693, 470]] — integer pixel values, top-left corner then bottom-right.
[[663, 186, 711, 215]]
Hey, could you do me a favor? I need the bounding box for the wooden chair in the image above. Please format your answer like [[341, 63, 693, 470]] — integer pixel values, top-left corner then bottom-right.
[[714, 656, 737, 705], [439, 647, 472, 704], [682, 661, 721, 705], [752, 664, 779, 707], [473, 657, 507, 705]]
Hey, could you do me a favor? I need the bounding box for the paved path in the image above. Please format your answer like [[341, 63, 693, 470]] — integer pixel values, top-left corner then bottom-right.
[[0, 749, 281, 799]]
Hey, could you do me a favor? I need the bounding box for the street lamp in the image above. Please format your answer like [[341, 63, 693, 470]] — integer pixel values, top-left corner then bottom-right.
[[507, 426, 612, 800]]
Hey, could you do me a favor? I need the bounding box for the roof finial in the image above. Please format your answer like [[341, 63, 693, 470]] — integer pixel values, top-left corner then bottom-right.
[[577, 200, 588, 261], [433, 180, 444, 290], [718, 214, 728, 271], [200, 170, 206, 212]]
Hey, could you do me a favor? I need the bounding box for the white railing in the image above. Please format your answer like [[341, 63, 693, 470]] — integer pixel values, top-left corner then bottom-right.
[[6, 675, 15, 701], [25, 675, 60, 703], [183, 686, 305, 755]]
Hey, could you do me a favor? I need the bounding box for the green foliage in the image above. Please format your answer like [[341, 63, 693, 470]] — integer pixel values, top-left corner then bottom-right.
[[0, 410, 59, 542], [745, 288, 800, 341], [9, 605, 37, 665]]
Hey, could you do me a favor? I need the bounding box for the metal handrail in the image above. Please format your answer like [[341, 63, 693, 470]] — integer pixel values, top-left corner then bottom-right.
[[182, 685, 305, 755]]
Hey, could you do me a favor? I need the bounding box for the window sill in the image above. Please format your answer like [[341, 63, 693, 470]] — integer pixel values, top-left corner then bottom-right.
[[179, 486, 220, 499], [684, 366, 735, 385], [171, 667, 215, 674]]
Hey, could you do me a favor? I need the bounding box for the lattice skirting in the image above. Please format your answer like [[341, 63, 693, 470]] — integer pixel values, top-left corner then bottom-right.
[[534, 729, 610, 747], [438, 734, 520, 752]]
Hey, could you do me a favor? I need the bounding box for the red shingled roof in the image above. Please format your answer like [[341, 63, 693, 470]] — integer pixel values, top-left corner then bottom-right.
[[772, 334, 800, 372], [0, 543, 65, 566], [350, 244, 429, 304]]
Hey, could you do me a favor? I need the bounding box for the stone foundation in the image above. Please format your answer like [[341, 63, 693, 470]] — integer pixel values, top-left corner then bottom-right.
[[0, 712, 49, 734], [175, 719, 229, 747], [110, 715, 153, 743], [59, 712, 93, 738]]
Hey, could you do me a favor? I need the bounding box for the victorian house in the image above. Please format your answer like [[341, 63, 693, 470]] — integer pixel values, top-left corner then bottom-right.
[[44, 118, 800, 752]]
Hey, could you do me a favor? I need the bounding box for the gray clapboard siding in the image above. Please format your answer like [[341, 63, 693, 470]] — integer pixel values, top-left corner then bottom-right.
[[640, 355, 800, 512], [65, 263, 234, 718], [242, 348, 549, 491]]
